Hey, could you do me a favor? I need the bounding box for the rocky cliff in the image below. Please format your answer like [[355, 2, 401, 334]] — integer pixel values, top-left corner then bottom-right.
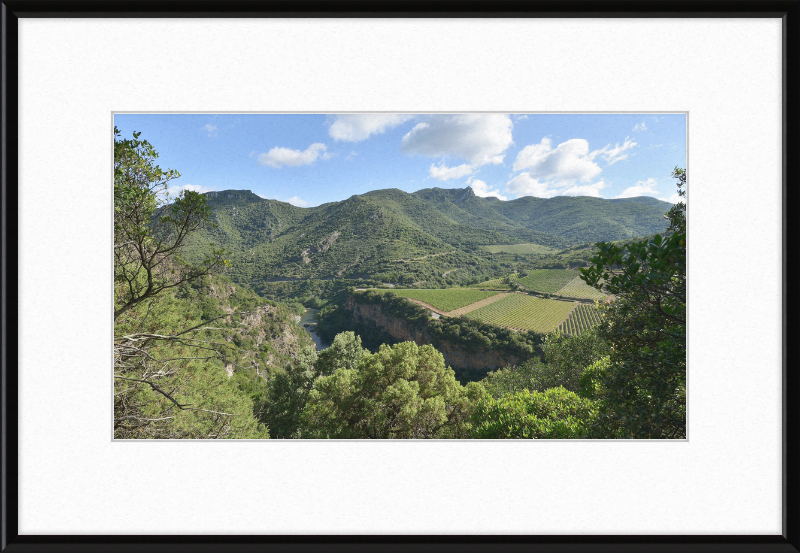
[[344, 294, 522, 373]]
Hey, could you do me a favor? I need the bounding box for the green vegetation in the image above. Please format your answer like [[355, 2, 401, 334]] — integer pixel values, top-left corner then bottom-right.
[[113, 128, 313, 439], [466, 294, 575, 333], [471, 388, 597, 439], [558, 304, 603, 335], [480, 243, 557, 255], [579, 167, 686, 438], [381, 288, 500, 312], [555, 276, 608, 300], [467, 275, 515, 290], [112, 129, 685, 441], [300, 339, 486, 439], [517, 269, 578, 293]]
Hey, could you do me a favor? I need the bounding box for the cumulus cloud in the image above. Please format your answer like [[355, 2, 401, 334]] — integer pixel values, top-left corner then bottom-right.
[[659, 192, 684, 204], [470, 179, 507, 201], [505, 172, 557, 198], [257, 143, 329, 168], [632, 121, 647, 132], [328, 114, 415, 142], [284, 196, 310, 207], [429, 163, 474, 181], [203, 124, 218, 137], [614, 178, 659, 198], [513, 138, 602, 182], [561, 180, 609, 198], [590, 136, 637, 165], [401, 114, 513, 166]]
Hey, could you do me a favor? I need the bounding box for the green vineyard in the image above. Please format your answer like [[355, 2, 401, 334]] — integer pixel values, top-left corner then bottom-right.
[[517, 269, 578, 293], [468, 273, 517, 290], [557, 304, 604, 335], [465, 294, 576, 333], [385, 288, 500, 312], [554, 277, 607, 300]]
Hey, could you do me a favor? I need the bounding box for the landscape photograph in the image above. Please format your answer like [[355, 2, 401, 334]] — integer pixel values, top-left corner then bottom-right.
[[113, 113, 687, 440]]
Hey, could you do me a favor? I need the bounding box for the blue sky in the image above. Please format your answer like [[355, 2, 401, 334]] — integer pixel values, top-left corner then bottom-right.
[[114, 113, 686, 207]]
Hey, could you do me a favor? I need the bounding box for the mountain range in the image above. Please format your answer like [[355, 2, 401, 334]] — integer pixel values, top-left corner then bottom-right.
[[181, 187, 672, 285]]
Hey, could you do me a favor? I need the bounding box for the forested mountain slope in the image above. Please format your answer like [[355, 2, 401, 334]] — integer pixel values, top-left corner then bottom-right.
[[182, 187, 671, 285]]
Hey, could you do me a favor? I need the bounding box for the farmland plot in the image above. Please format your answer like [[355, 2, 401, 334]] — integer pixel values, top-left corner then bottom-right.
[[555, 277, 607, 300], [558, 304, 603, 335], [387, 289, 500, 312], [517, 270, 577, 293], [465, 294, 576, 333]]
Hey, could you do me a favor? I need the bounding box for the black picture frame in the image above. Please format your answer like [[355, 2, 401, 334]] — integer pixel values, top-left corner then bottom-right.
[[1, 1, 796, 552]]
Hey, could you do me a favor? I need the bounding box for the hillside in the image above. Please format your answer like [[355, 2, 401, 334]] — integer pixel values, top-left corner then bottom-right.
[[182, 187, 672, 288]]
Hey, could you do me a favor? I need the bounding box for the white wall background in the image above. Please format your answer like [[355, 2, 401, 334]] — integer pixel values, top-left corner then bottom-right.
[[17, 18, 782, 535]]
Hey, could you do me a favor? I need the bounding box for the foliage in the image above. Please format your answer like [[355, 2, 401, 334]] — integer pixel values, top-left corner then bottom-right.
[[299, 340, 486, 439], [256, 347, 318, 439], [471, 387, 597, 439], [479, 329, 608, 397], [114, 129, 312, 439], [539, 330, 610, 393], [579, 167, 686, 438], [113, 127, 227, 320], [480, 244, 557, 255]]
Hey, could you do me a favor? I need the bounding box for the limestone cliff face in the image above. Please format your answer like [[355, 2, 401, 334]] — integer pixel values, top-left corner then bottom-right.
[[345, 296, 427, 344], [344, 295, 521, 372]]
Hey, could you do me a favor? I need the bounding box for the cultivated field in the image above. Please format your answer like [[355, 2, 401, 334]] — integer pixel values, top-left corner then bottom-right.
[[517, 270, 577, 293], [480, 244, 557, 255], [467, 273, 517, 290], [386, 289, 500, 312], [555, 277, 607, 300], [557, 304, 603, 335], [465, 294, 576, 333]]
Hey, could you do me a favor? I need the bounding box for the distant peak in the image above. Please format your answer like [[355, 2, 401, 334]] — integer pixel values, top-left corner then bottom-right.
[[454, 186, 475, 203], [203, 190, 263, 202]]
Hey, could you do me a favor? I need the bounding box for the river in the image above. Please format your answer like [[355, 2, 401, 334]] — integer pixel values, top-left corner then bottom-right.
[[298, 308, 331, 351]]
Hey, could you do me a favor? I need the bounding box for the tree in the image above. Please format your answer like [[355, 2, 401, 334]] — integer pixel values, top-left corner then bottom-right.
[[257, 346, 318, 439], [480, 330, 608, 398], [299, 339, 486, 439], [114, 127, 226, 320], [471, 387, 597, 439], [579, 167, 686, 438], [113, 128, 266, 439]]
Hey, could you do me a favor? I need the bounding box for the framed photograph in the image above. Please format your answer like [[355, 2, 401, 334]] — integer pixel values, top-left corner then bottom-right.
[[3, 1, 796, 551]]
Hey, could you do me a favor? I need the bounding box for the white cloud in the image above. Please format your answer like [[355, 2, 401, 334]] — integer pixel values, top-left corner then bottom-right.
[[470, 179, 507, 201], [328, 114, 415, 142], [561, 180, 609, 198], [513, 114, 529, 121], [632, 121, 647, 132], [589, 136, 637, 165], [257, 143, 329, 168], [513, 138, 602, 182], [401, 114, 513, 166], [284, 196, 310, 207], [429, 163, 474, 181], [659, 192, 684, 204], [345, 151, 358, 161], [204, 124, 218, 137], [614, 178, 659, 198], [505, 172, 557, 198]]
